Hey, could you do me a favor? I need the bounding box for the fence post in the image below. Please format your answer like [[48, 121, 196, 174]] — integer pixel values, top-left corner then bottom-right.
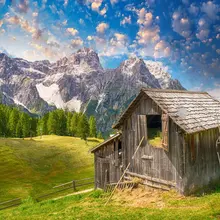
[[73, 180, 76, 191]]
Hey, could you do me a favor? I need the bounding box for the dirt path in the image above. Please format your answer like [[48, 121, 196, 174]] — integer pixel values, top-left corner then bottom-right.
[[53, 188, 94, 201]]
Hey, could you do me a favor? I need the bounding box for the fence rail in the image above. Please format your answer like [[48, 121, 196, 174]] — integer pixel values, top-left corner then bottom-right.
[[0, 198, 22, 210], [0, 177, 94, 210]]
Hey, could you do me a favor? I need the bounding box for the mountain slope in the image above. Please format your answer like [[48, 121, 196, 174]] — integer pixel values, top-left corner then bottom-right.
[[0, 48, 185, 133]]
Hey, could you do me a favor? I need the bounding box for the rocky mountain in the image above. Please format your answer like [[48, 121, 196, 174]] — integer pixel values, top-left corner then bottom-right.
[[0, 48, 185, 134]]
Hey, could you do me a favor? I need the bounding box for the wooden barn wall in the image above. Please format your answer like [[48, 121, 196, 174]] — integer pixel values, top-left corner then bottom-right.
[[94, 138, 122, 188], [183, 129, 220, 194], [121, 96, 185, 192]]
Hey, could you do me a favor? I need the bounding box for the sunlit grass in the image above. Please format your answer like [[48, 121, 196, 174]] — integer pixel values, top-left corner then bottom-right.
[[0, 188, 219, 220], [0, 135, 102, 201]]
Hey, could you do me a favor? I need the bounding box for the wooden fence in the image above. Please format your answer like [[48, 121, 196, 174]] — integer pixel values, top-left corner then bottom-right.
[[0, 177, 94, 210], [0, 198, 22, 210]]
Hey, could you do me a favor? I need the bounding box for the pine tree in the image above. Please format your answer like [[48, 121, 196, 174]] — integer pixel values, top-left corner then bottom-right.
[[66, 112, 73, 135], [16, 119, 23, 138], [89, 116, 97, 137], [21, 113, 30, 137], [71, 112, 79, 136], [0, 108, 5, 136], [8, 108, 19, 137], [77, 114, 89, 140], [97, 131, 103, 139], [47, 111, 58, 134], [56, 109, 67, 136]]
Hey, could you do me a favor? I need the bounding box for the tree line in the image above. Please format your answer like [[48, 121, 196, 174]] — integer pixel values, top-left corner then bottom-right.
[[0, 104, 102, 140]]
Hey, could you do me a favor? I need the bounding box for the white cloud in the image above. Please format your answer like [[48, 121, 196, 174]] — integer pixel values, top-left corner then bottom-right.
[[0, 20, 3, 28], [96, 22, 109, 34], [5, 15, 43, 40], [137, 26, 160, 44], [136, 8, 160, 45], [189, 3, 199, 15], [64, 0, 68, 7], [172, 11, 191, 38], [196, 18, 210, 41], [0, 0, 6, 5], [120, 15, 131, 26], [137, 8, 153, 27], [66, 28, 78, 36], [87, 35, 93, 41], [201, 1, 219, 20], [71, 37, 83, 47], [89, 0, 107, 16], [154, 40, 171, 58], [196, 29, 210, 41], [79, 18, 85, 25]]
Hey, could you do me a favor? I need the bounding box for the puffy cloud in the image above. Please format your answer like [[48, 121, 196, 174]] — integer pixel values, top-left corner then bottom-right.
[[137, 8, 153, 27], [189, 3, 199, 15], [201, 1, 219, 20], [0, 0, 6, 6], [96, 22, 109, 34], [136, 8, 160, 45], [196, 29, 210, 41], [66, 28, 78, 36], [196, 18, 210, 41], [89, 0, 107, 16], [110, 33, 127, 46], [172, 11, 191, 38], [71, 37, 83, 47], [5, 15, 43, 40], [137, 26, 160, 44], [32, 12, 38, 17], [64, 0, 68, 7], [18, 0, 29, 13], [120, 15, 131, 26], [110, 0, 119, 5], [0, 20, 3, 28], [5, 15, 20, 24], [79, 18, 85, 25], [154, 40, 171, 58], [87, 35, 93, 41]]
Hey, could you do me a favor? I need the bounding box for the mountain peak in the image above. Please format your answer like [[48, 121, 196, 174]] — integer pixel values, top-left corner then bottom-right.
[[68, 47, 102, 70]]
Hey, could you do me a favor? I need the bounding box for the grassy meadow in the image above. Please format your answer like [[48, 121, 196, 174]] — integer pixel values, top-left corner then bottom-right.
[[0, 187, 220, 220], [0, 135, 101, 201]]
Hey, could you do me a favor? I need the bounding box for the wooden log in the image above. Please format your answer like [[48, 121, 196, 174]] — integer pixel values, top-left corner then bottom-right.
[[126, 171, 176, 187]]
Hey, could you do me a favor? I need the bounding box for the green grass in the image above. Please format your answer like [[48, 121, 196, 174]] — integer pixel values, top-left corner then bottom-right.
[[0, 188, 220, 220], [0, 135, 101, 201], [148, 128, 162, 147]]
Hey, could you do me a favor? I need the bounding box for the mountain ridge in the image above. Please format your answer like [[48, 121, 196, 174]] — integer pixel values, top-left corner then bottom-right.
[[0, 48, 185, 133]]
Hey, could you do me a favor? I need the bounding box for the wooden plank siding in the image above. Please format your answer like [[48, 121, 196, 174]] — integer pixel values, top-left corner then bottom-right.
[[183, 129, 220, 194], [94, 137, 122, 188]]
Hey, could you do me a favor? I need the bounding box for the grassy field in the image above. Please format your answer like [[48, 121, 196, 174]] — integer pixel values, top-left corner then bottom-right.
[[0, 186, 220, 220], [0, 135, 101, 201]]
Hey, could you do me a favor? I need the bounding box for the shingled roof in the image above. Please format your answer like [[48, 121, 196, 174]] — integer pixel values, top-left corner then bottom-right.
[[113, 88, 220, 134]]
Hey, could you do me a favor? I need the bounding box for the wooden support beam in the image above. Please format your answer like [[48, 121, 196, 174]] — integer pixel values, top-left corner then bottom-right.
[[126, 171, 176, 187]]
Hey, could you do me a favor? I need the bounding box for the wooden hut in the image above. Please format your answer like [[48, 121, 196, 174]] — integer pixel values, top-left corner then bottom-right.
[[90, 88, 220, 194]]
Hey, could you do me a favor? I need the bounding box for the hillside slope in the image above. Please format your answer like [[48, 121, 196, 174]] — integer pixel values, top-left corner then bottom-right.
[[0, 136, 100, 201]]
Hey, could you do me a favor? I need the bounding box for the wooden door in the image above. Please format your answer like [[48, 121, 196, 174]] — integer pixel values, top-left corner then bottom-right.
[[97, 157, 110, 189]]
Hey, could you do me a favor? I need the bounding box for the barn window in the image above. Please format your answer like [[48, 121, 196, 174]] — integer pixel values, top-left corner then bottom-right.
[[147, 115, 162, 148], [147, 113, 169, 151]]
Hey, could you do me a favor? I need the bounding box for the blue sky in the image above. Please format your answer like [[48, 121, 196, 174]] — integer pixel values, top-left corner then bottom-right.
[[0, 0, 219, 95]]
